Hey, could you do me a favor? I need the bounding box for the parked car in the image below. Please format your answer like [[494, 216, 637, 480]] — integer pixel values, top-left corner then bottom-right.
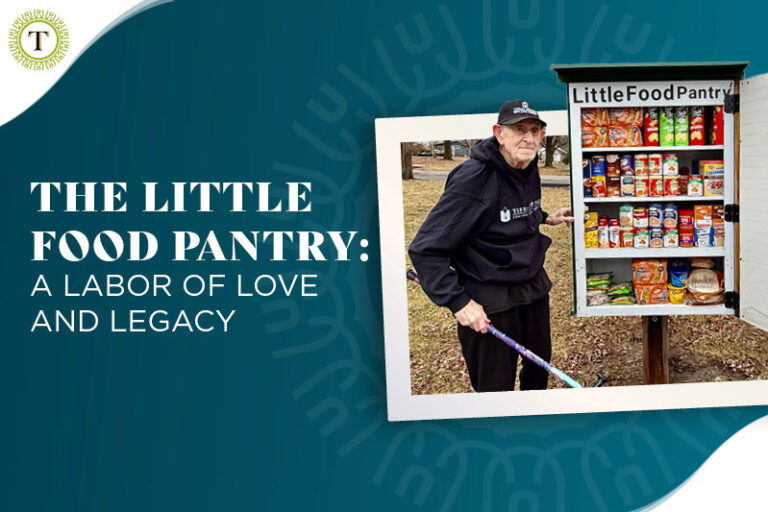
[[417, 150, 433, 156]]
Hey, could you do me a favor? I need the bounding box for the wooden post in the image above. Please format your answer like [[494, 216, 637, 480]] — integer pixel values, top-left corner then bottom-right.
[[642, 315, 669, 384]]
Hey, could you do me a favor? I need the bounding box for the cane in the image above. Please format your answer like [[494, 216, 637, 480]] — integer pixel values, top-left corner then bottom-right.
[[406, 269, 607, 388]]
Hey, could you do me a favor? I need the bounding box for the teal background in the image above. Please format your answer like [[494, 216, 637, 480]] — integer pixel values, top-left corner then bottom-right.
[[1, 1, 767, 510]]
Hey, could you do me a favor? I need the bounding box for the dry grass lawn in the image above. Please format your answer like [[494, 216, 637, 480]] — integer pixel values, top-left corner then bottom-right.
[[404, 179, 768, 394]]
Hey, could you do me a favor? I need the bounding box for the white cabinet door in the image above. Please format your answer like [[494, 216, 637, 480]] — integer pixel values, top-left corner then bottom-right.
[[739, 73, 768, 331]]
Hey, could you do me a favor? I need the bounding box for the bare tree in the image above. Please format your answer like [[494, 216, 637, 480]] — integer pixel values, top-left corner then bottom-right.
[[443, 140, 453, 160], [401, 142, 414, 180], [460, 139, 476, 156], [541, 136, 569, 168]]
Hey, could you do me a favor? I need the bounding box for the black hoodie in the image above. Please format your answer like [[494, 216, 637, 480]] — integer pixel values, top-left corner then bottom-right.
[[408, 137, 552, 314]]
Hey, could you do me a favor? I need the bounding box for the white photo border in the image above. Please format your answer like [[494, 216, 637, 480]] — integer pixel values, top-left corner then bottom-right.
[[375, 111, 768, 421]]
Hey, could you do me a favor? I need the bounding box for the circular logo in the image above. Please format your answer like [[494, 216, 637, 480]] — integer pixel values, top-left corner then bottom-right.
[[8, 10, 69, 70]]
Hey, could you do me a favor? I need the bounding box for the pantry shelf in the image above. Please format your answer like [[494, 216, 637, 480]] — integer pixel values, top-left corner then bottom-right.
[[584, 247, 725, 259], [584, 196, 724, 203], [581, 145, 724, 153], [583, 303, 731, 317]]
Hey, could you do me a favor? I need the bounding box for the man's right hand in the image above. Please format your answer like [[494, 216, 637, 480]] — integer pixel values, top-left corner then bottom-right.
[[454, 299, 489, 333]]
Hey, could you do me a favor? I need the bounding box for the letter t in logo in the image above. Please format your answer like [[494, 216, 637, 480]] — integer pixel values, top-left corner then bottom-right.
[[27, 30, 49, 51]]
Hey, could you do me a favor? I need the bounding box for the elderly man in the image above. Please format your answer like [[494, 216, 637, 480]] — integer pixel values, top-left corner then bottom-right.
[[409, 100, 573, 392]]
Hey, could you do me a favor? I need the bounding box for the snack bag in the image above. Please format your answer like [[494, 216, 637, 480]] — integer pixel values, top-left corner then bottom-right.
[[644, 108, 659, 146], [633, 259, 667, 285], [582, 126, 608, 147], [636, 283, 668, 304], [674, 107, 689, 146], [581, 108, 609, 127], [659, 107, 675, 146], [610, 107, 643, 126], [689, 106, 705, 145]]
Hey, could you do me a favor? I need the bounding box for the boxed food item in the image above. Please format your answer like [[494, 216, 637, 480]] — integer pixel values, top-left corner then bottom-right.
[[592, 175, 607, 197], [636, 283, 669, 304], [607, 175, 622, 197], [694, 205, 713, 228], [700, 160, 724, 178], [633, 259, 667, 285], [584, 212, 598, 248], [704, 178, 724, 196]]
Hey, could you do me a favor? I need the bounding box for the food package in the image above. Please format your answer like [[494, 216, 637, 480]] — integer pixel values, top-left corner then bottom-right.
[[633, 207, 649, 228], [713, 204, 725, 221], [690, 257, 715, 269], [634, 176, 649, 196], [663, 229, 679, 247], [633, 259, 667, 285], [591, 155, 606, 175], [592, 175, 607, 197], [636, 283, 669, 304], [650, 228, 664, 248], [664, 176, 680, 196], [609, 125, 643, 147], [689, 106, 705, 145], [668, 283, 686, 304], [634, 229, 650, 248], [648, 153, 662, 174], [694, 205, 713, 228], [704, 178, 724, 196], [662, 153, 679, 175], [620, 227, 634, 247], [619, 205, 634, 227], [607, 282, 634, 297], [668, 260, 689, 287], [663, 205, 678, 229], [659, 107, 675, 146], [649, 175, 664, 196], [587, 272, 613, 290], [610, 107, 644, 126], [582, 126, 608, 148], [587, 289, 610, 306], [686, 269, 724, 305], [674, 107, 689, 146], [710, 105, 724, 145], [634, 154, 649, 174], [620, 155, 634, 175], [687, 176, 704, 196], [581, 108, 609, 127], [607, 175, 622, 197], [644, 109, 659, 146], [610, 295, 637, 305], [713, 219, 725, 247], [700, 160, 724, 177], [584, 211, 598, 248], [695, 227, 713, 247], [621, 175, 635, 196], [679, 229, 695, 248], [606, 154, 621, 176]]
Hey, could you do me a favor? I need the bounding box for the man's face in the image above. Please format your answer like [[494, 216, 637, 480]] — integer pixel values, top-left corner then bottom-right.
[[493, 119, 545, 167]]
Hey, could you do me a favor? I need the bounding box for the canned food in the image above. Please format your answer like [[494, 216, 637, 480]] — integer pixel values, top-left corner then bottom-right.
[[649, 176, 664, 196], [591, 155, 606, 176], [687, 176, 703, 196], [679, 209, 694, 229], [648, 204, 663, 228], [633, 207, 649, 228], [619, 205, 634, 227], [621, 175, 635, 196], [648, 153, 662, 174], [620, 155, 634, 175], [663, 229, 679, 248], [634, 154, 649, 175], [634, 229, 650, 248], [621, 227, 634, 247], [634, 176, 649, 196], [663, 205, 679, 229], [664, 176, 680, 196], [662, 153, 679, 175], [650, 228, 664, 248]]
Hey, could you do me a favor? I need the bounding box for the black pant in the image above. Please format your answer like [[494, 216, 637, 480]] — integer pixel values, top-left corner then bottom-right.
[[457, 294, 551, 392]]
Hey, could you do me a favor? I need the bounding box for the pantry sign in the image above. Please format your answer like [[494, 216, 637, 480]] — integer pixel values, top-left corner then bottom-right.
[[570, 80, 734, 107]]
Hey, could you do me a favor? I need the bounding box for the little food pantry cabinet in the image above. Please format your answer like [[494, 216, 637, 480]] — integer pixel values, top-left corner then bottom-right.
[[552, 63, 768, 375]]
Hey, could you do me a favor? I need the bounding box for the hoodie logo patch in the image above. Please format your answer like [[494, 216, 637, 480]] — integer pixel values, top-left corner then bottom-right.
[[500, 207, 511, 222]]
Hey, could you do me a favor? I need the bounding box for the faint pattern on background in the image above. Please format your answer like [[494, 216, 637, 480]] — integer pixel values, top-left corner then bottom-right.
[[262, 1, 764, 511]]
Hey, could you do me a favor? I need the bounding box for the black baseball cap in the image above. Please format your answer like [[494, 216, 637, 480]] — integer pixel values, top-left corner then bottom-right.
[[497, 100, 547, 128]]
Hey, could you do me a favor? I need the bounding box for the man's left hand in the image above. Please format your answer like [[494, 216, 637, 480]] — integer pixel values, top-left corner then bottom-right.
[[546, 207, 574, 226]]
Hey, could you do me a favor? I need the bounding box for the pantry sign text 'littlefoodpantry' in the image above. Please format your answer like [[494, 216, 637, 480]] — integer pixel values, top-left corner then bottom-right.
[[571, 81, 733, 106]]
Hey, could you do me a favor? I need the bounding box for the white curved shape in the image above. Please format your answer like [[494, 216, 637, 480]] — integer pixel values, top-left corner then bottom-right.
[[637, 414, 768, 510], [0, 0, 171, 128]]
